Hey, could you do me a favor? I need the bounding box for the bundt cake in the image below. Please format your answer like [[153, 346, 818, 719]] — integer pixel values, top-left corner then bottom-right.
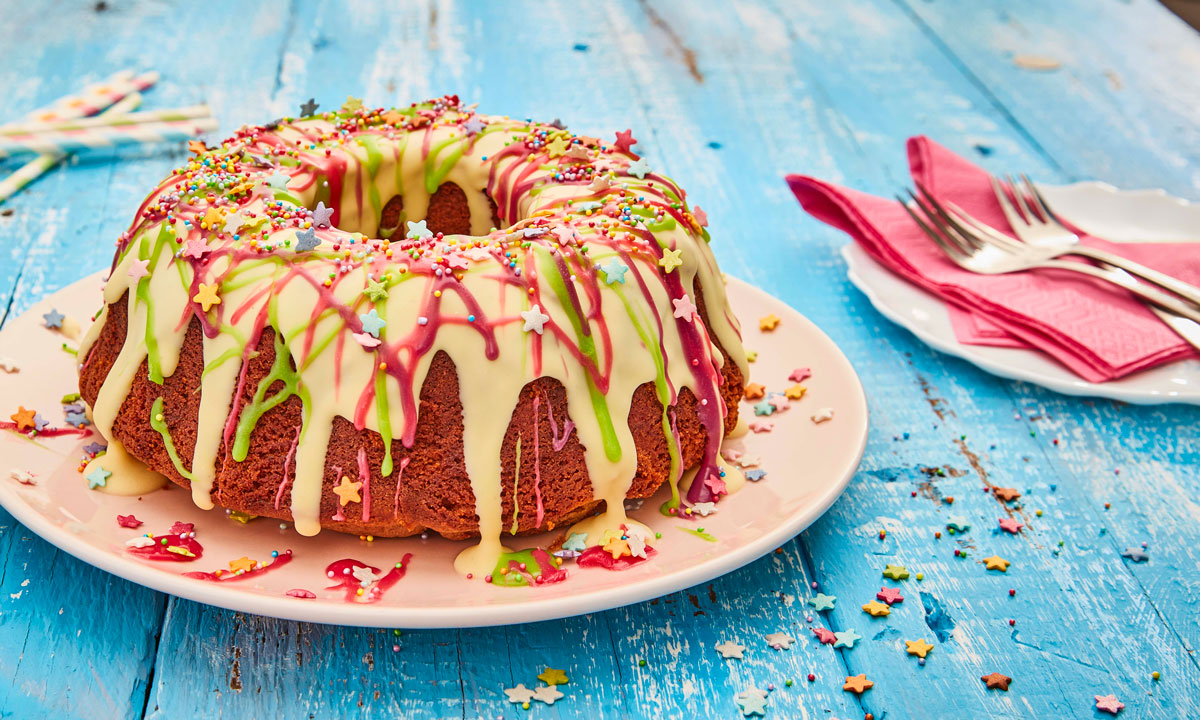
[[78, 95, 747, 574]]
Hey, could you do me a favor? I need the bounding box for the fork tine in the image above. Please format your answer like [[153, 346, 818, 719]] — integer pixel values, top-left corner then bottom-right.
[[909, 188, 979, 254], [940, 200, 1024, 250], [989, 175, 1027, 233], [1005, 173, 1043, 224], [1019, 174, 1065, 227], [897, 194, 969, 264], [912, 181, 997, 251]]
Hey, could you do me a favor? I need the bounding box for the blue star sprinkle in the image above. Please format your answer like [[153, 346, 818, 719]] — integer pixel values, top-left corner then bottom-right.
[[407, 219, 432, 240], [1121, 548, 1149, 563], [599, 258, 629, 284], [33, 413, 49, 431], [42, 309, 65, 329], [86, 466, 111, 489], [265, 171, 290, 189], [65, 411, 90, 427], [299, 98, 319, 116], [562, 532, 588, 552], [745, 469, 767, 482], [311, 201, 334, 228], [627, 158, 652, 179], [359, 309, 386, 338], [809, 593, 837, 611], [833, 628, 861, 648], [295, 228, 320, 252], [753, 400, 775, 417]]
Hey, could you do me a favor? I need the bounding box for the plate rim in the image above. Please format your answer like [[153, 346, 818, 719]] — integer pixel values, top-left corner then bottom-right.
[[0, 273, 869, 628]]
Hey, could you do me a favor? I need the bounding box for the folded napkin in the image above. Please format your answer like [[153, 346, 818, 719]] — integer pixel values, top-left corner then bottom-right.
[[787, 136, 1200, 382]]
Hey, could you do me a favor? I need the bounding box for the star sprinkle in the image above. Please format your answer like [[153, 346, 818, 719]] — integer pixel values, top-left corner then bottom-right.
[[715, 641, 745, 659], [127, 258, 150, 280], [690, 501, 716, 517], [117, 514, 143, 529], [984, 555, 1011, 572], [905, 638, 934, 659], [521, 304, 551, 334], [358, 309, 386, 338], [1121, 548, 1149, 563], [363, 279, 389, 302], [764, 632, 795, 649], [311, 201, 335, 228], [614, 129, 637, 154], [42, 309, 64, 329], [31, 413, 48, 431], [462, 116, 485, 135], [999, 517, 1024, 534], [842, 674, 874, 694], [84, 441, 107, 455], [547, 118, 566, 130], [407, 219, 432, 240], [463, 246, 492, 262], [624, 525, 651, 558], [833, 629, 861, 648], [748, 421, 773, 433], [531, 685, 564, 705], [626, 158, 652, 179], [981, 672, 1011, 691], [64, 411, 89, 427], [752, 400, 775, 417], [182, 238, 210, 260], [86, 466, 111, 489], [745, 469, 767, 482], [811, 408, 834, 424], [809, 593, 836, 611], [222, 211, 247, 235], [784, 384, 806, 400], [333, 475, 363, 505], [564, 144, 590, 160], [603, 535, 630, 560], [545, 136, 569, 158], [504, 684, 536, 704], [353, 332, 380, 349], [562, 532, 588, 552], [589, 174, 611, 193], [758, 314, 780, 331], [193, 283, 221, 312], [229, 556, 257, 573], [1095, 695, 1125, 714], [299, 98, 319, 116], [862, 600, 891, 617], [876, 587, 904, 605], [813, 627, 836, 644], [883, 563, 910, 580], [538, 668, 568, 686], [351, 565, 379, 586], [788, 367, 812, 382], [993, 487, 1021, 502], [655, 249, 682, 275], [10, 406, 36, 431], [295, 227, 320, 252], [672, 294, 697, 321], [734, 686, 768, 716], [599, 258, 628, 284], [264, 171, 290, 189], [10, 469, 35, 485], [692, 205, 708, 227], [340, 96, 363, 113], [744, 383, 766, 400]]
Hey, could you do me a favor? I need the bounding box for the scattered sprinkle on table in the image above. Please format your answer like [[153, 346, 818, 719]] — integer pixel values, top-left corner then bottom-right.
[[842, 674, 874, 694], [1094, 694, 1125, 715], [715, 641, 745, 659], [862, 600, 891, 617], [758, 314, 780, 331], [808, 593, 836, 611], [984, 555, 1011, 572], [905, 639, 934, 659], [981, 672, 1012, 691], [999, 517, 1024, 534], [764, 632, 795, 650], [537, 668, 568, 685], [882, 563, 910, 580]]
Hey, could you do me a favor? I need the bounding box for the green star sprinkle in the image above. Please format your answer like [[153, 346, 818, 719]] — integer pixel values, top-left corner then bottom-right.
[[808, 593, 837, 612], [883, 564, 910, 580], [363, 279, 389, 302]]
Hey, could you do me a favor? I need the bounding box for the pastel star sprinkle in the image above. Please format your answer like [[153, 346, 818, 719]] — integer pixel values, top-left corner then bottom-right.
[[351, 565, 379, 586], [1094, 694, 1125, 715], [626, 158, 652, 179], [862, 600, 891, 617], [599, 258, 628, 284], [784, 384, 807, 400], [42, 309, 64, 329], [341, 96, 363, 113], [358, 309, 386, 338], [504, 684, 536, 704], [744, 383, 766, 399], [182, 238, 210, 259], [463, 116, 485, 135], [86, 466, 111, 489], [537, 668, 568, 686], [906, 638, 934, 659], [745, 469, 766, 482], [764, 631, 795, 649], [229, 556, 257, 573], [748, 421, 773, 433], [842, 674, 874, 694], [999, 517, 1024, 534], [9, 470, 34, 485], [833, 629, 861, 648], [691, 205, 708, 227], [363, 279, 389, 302], [614, 128, 637, 154], [0, 357, 17, 373], [589, 174, 612, 192], [193, 283, 221, 312], [672, 294, 697, 321], [65, 411, 89, 427], [546, 136, 569, 158], [813, 627, 836, 644], [311, 201, 335, 227], [788, 367, 812, 382], [690, 501, 716, 517], [264, 171, 290, 189], [299, 98, 319, 116], [735, 685, 768, 716], [984, 555, 1011, 572], [1121, 548, 1149, 562], [981, 672, 1012, 691], [127, 258, 150, 280], [333, 475, 363, 505], [811, 407, 834, 424], [759, 314, 781, 331], [603, 535, 630, 560], [294, 227, 320, 252], [10, 406, 36, 431], [809, 593, 836, 611], [715, 640, 745, 659], [876, 586, 904, 605], [521, 304, 551, 335], [222, 211, 247, 235], [562, 532, 588, 552], [993, 486, 1021, 502], [883, 564, 910, 580], [407, 219, 432, 240], [353, 332, 381, 349], [531, 685, 564, 705]]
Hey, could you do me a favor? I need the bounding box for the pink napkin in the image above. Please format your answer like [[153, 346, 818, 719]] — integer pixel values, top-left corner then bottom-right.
[[786, 136, 1200, 382]]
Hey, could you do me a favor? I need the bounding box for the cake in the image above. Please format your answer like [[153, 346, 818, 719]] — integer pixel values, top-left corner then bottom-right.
[[78, 95, 747, 574]]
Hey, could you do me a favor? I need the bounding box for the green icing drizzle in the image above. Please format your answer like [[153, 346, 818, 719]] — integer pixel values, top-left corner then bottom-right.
[[231, 325, 308, 462], [149, 396, 195, 481], [489, 548, 553, 587], [423, 136, 466, 194], [537, 249, 621, 462], [356, 135, 384, 215], [678, 527, 718, 543], [136, 225, 176, 385]]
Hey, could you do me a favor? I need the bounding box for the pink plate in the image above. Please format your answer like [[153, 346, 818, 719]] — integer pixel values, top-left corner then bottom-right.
[[0, 272, 867, 627]]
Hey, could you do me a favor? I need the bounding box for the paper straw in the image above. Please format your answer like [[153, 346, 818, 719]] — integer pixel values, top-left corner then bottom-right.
[[29, 70, 159, 124], [0, 117, 219, 159], [0, 93, 145, 204], [1, 104, 211, 136]]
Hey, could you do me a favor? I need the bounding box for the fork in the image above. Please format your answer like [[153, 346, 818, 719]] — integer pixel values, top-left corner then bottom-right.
[[987, 174, 1200, 307], [899, 189, 1200, 324]]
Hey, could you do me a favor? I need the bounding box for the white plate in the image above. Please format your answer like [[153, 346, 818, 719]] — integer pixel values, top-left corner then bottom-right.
[[842, 183, 1200, 404], [0, 272, 867, 627]]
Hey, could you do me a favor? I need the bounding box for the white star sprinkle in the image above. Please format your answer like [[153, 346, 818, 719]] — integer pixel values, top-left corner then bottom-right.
[[811, 407, 835, 424], [764, 632, 795, 650], [504, 684, 536, 704], [0, 356, 19, 373], [531, 684, 564, 705], [350, 565, 379, 587], [690, 502, 717, 517], [715, 640, 745, 659], [521, 304, 551, 335]]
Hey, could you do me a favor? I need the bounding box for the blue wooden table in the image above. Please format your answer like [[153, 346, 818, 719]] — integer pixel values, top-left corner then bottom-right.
[[2, 1, 1199, 718]]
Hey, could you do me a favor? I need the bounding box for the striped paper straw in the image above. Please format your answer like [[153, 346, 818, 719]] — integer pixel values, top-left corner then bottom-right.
[[30, 70, 159, 124], [0, 118, 219, 159], [0, 94, 143, 204], [1, 104, 211, 136]]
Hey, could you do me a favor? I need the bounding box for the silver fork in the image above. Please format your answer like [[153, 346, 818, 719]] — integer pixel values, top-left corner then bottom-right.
[[899, 189, 1200, 324]]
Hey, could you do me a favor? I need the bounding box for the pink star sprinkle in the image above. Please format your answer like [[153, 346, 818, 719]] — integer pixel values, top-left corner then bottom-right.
[[182, 238, 210, 260], [614, 129, 637, 154], [812, 627, 836, 644], [999, 517, 1024, 534], [692, 206, 708, 227], [1094, 695, 1124, 715], [127, 259, 150, 280], [789, 367, 812, 383], [353, 332, 381, 349], [749, 421, 774, 433], [705, 472, 727, 495], [443, 254, 468, 270], [168, 521, 194, 535], [117, 514, 143, 529], [876, 587, 904, 605], [721, 448, 743, 462], [672, 294, 698, 321], [553, 225, 577, 246]]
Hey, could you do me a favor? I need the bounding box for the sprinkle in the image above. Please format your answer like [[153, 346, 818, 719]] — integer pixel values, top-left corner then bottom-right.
[[981, 672, 1012, 691], [998, 517, 1024, 534], [229, 556, 257, 573], [10, 406, 36, 431], [734, 685, 768, 716], [9, 469, 35, 485], [984, 555, 1011, 572], [299, 98, 320, 116], [363, 279, 389, 302], [64, 411, 89, 427], [340, 96, 363, 112], [842, 675, 874, 694], [813, 627, 836, 644], [744, 469, 767, 482], [603, 535, 631, 559], [462, 116, 485, 135], [406, 219, 433, 240], [352, 332, 381, 349], [537, 668, 569, 686], [1094, 695, 1125, 715], [531, 685, 564, 705], [810, 407, 834, 424], [993, 487, 1020, 502], [627, 158, 652, 179], [86, 466, 111, 489], [905, 639, 934, 658], [193, 283, 221, 312], [809, 593, 836, 611], [264, 170, 290, 189], [358, 309, 386, 338], [295, 227, 320, 252], [598, 258, 629, 284], [127, 258, 150, 280], [876, 587, 904, 605], [784, 384, 806, 400], [748, 420, 773, 433], [861, 600, 890, 617], [614, 129, 637, 154], [333, 475, 363, 505], [715, 641, 745, 659], [744, 383, 766, 400], [504, 684, 536, 704], [42, 309, 65, 329], [562, 532, 588, 552], [692, 206, 709, 227], [311, 201, 335, 227], [833, 629, 861, 648], [788, 367, 812, 382], [182, 238, 210, 259], [520, 304, 551, 334], [0, 357, 18, 373], [1121, 548, 1149, 562], [758, 314, 780, 331], [752, 400, 775, 417], [672, 294, 698, 321], [117, 514, 143, 529], [882, 564, 910, 580]]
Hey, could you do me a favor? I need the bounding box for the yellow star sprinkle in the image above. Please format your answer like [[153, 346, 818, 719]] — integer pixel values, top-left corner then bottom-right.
[[745, 349, 758, 363], [785, 384, 807, 400], [905, 638, 934, 659], [202, 207, 223, 230], [984, 555, 1011, 572], [229, 556, 257, 573], [758, 314, 780, 331], [659, 248, 683, 273], [546, 136, 569, 158], [193, 283, 221, 312], [603, 536, 631, 560], [537, 668, 569, 686], [333, 475, 363, 506], [862, 600, 891, 617]]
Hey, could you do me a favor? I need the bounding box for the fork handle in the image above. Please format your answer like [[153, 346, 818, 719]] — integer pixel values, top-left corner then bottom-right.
[[1040, 258, 1200, 324], [1059, 244, 1200, 308]]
